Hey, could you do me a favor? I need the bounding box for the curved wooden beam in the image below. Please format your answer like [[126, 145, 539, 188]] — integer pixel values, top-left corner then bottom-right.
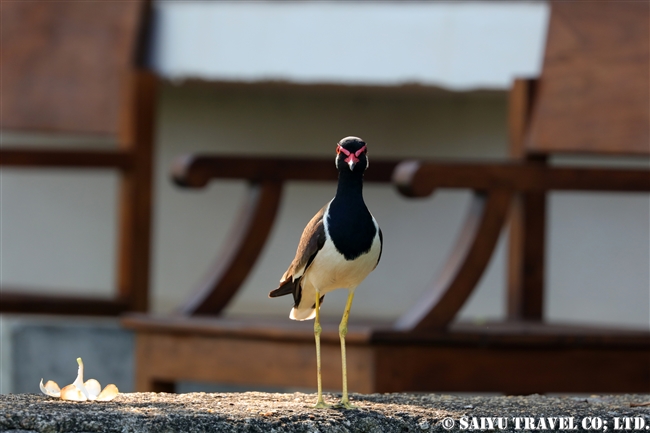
[[394, 189, 513, 332], [392, 160, 650, 195], [171, 154, 400, 188], [392, 160, 433, 197], [0, 291, 128, 315], [178, 180, 283, 316]]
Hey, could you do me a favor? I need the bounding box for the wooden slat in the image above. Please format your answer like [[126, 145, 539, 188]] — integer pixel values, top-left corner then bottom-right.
[[375, 321, 650, 347], [376, 321, 650, 393], [124, 315, 650, 349], [171, 154, 400, 187], [393, 160, 650, 197], [394, 190, 513, 332], [134, 332, 375, 393], [179, 181, 283, 316], [527, 2, 650, 155], [0, 1, 145, 134], [122, 314, 375, 344], [374, 344, 650, 394], [0, 292, 128, 315], [0, 148, 132, 168]]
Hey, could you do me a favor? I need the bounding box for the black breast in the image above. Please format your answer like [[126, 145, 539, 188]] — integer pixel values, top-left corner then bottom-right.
[[327, 198, 377, 261]]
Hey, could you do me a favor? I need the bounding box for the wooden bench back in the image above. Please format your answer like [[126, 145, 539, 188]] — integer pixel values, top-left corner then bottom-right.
[[0, 1, 156, 316], [1, 1, 147, 136], [527, 1, 649, 156]]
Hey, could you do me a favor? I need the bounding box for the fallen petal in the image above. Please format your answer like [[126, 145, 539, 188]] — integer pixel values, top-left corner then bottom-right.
[[60, 384, 87, 401], [84, 379, 102, 399], [72, 358, 91, 400], [39, 358, 116, 402], [96, 384, 119, 401], [39, 379, 61, 398]]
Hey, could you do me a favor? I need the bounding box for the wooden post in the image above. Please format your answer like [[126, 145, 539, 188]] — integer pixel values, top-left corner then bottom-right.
[[507, 79, 546, 321], [117, 70, 157, 312]]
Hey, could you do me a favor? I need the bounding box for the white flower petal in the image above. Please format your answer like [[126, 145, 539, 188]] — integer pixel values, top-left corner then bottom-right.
[[72, 357, 92, 400], [39, 379, 61, 398], [84, 379, 102, 399], [60, 384, 87, 401], [96, 384, 119, 402]]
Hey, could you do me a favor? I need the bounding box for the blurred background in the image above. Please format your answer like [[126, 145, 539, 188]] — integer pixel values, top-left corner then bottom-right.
[[1, 1, 648, 394]]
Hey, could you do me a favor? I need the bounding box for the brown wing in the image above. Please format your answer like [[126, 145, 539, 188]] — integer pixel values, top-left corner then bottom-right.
[[268, 204, 327, 299]]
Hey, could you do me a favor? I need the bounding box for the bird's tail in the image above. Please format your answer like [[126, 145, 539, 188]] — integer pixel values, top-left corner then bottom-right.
[[270, 278, 324, 321], [290, 283, 325, 321], [268, 279, 295, 298]]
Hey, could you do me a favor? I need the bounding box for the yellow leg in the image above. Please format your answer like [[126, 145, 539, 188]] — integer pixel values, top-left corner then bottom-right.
[[337, 290, 357, 409], [314, 293, 330, 409]]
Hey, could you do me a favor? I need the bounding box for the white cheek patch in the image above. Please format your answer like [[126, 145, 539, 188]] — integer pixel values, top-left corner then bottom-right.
[[323, 201, 332, 236]]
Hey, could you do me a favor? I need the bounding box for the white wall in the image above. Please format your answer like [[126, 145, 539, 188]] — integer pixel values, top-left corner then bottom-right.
[[153, 2, 548, 90]]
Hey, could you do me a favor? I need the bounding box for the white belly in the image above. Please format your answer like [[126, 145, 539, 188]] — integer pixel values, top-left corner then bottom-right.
[[305, 233, 381, 294]]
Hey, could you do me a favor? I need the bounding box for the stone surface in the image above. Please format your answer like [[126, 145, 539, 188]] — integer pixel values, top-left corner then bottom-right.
[[2, 392, 650, 432]]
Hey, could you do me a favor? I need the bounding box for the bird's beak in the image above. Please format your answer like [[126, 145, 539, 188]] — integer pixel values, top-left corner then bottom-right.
[[348, 160, 356, 171]]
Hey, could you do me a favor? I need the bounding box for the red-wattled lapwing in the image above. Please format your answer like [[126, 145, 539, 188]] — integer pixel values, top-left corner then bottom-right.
[[269, 136, 382, 409]]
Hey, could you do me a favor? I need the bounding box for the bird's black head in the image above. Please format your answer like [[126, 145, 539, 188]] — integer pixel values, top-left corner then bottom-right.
[[335, 136, 368, 173]]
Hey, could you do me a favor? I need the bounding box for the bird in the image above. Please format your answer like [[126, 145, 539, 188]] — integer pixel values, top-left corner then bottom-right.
[[269, 136, 382, 409]]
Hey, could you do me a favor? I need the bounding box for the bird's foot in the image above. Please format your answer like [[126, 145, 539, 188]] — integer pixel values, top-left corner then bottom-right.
[[314, 399, 332, 409], [334, 399, 357, 410]]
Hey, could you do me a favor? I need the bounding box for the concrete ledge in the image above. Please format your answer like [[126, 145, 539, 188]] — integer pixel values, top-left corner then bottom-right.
[[2, 392, 650, 432]]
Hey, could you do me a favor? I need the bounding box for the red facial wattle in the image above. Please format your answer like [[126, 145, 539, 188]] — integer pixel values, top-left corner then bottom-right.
[[337, 144, 367, 170]]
